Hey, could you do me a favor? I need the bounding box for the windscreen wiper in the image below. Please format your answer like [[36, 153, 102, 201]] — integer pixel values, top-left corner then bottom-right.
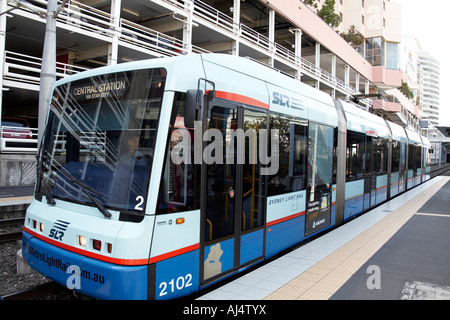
[[57, 169, 112, 218], [36, 152, 56, 205]]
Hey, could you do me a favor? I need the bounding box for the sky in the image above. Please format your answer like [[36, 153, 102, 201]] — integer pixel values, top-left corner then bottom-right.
[[393, 0, 450, 126]]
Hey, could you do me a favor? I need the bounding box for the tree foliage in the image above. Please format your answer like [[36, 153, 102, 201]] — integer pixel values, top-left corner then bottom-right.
[[305, 0, 341, 28], [342, 25, 364, 47], [400, 80, 414, 100]]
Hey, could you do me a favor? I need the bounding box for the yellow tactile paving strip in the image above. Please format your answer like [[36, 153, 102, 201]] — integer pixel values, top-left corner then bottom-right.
[[265, 177, 450, 300], [0, 196, 33, 203]]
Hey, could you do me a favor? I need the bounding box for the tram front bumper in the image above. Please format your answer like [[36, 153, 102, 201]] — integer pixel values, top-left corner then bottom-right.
[[22, 231, 150, 300]]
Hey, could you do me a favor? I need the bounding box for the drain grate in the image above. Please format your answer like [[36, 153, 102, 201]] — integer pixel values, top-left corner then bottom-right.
[[400, 281, 450, 300]]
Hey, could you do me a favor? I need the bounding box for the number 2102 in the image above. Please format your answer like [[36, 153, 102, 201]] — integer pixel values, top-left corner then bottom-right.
[[159, 274, 192, 297]]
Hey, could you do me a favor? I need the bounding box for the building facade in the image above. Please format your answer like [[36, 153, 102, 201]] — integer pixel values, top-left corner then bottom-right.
[[306, 0, 402, 71], [0, 0, 409, 129], [417, 51, 440, 127], [305, 0, 423, 128]]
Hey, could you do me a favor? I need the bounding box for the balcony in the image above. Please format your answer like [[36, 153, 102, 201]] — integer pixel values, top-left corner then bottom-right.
[[372, 66, 402, 89], [372, 99, 402, 113]]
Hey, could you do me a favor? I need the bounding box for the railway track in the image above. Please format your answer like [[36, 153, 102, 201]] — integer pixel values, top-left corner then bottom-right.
[[0, 231, 22, 243], [0, 281, 71, 300], [430, 164, 450, 178], [0, 217, 24, 243]]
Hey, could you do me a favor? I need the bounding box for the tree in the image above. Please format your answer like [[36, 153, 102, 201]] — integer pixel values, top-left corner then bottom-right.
[[318, 0, 341, 28], [399, 80, 414, 100], [342, 25, 364, 47], [305, 0, 341, 29]]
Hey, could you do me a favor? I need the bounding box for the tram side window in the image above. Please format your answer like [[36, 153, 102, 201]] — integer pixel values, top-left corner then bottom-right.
[[415, 145, 422, 171], [157, 93, 199, 214], [268, 113, 308, 196], [391, 141, 400, 173], [400, 142, 406, 172], [307, 122, 334, 189], [373, 137, 388, 175], [346, 131, 365, 181], [408, 144, 415, 173]]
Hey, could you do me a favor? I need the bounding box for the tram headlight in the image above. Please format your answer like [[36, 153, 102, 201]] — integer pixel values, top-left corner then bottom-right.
[[78, 235, 87, 247], [39, 223, 44, 233]]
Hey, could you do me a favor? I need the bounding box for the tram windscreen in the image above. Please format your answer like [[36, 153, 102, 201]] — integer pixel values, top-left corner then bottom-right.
[[36, 68, 166, 217]]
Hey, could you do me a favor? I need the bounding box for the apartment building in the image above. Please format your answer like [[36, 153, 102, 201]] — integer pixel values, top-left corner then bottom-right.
[[417, 51, 440, 126], [305, 0, 423, 128], [305, 0, 401, 68], [0, 0, 411, 133]]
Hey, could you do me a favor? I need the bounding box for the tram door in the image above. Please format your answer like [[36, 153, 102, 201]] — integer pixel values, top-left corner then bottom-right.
[[200, 104, 266, 283]]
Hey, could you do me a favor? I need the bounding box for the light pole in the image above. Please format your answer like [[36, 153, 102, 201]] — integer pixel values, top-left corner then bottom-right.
[[38, 0, 57, 145]]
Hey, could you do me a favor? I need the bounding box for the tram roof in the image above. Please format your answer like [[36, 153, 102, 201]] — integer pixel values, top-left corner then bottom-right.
[[387, 120, 408, 143], [339, 100, 390, 139]]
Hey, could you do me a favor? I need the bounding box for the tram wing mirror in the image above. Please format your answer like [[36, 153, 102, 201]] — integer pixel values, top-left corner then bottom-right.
[[185, 89, 203, 128]]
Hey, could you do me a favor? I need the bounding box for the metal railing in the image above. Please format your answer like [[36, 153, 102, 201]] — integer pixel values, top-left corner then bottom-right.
[[193, 0, 236, 34], [56, 0, 114, 39], [0, 126, 38, 153], [119, 19, 209, 56], [188, 0, 364, 98], [3, 51, 89, 87], [240, 24, 271, 51], [119, 19, 185, 57], [9, 0, 366, 102]]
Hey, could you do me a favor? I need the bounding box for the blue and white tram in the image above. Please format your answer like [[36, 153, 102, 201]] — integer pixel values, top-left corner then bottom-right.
[[22, 54, 431, 299]]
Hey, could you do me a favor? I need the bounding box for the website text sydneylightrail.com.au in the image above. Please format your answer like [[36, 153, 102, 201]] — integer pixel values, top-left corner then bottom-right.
[[29, 245, 105, 289], [170, 121, 280, 175]]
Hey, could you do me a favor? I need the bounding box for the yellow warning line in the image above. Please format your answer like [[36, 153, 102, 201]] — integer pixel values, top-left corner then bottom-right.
[[265, 177, 450, 300], [0, 196, 33, 203]]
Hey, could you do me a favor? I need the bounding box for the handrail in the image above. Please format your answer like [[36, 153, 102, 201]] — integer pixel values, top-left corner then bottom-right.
[[56, 0, 114, 38], [12, 0, 114, 38], [10, 0, 364, 103], [120, 19, 184, 57], [193, 0, 236, 33], [188, 0, 367, 100], [240, 24, 271, 51], [119, 19, 210, 56], [3, 51, 89, 87], [0, 126, 38, 153]]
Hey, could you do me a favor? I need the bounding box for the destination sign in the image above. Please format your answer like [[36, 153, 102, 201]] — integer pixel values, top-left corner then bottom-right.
[[72, 80, 127, 100]]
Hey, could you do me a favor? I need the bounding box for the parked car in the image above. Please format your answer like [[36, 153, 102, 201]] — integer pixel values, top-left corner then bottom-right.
[[1, 117, 33, 139]]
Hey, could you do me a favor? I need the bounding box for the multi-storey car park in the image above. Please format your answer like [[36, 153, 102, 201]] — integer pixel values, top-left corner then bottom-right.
[[0, 0, 422, 131]]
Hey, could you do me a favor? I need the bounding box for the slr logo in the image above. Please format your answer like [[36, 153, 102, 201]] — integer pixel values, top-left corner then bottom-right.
[[272, 91, 305, 110], [48, 219, 70, 241]]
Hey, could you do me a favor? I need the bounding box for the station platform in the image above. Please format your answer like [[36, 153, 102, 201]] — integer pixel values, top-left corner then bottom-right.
[[0, 185, 33, 218], [199, 175, 450, 300]]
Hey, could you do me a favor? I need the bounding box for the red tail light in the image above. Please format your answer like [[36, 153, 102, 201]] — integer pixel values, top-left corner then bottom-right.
[[93, 239, 102, 251]]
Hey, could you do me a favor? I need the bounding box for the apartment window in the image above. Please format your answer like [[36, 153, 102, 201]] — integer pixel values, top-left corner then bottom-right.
[[386, 42, 399, 70], [365, 37, 385, 66]]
